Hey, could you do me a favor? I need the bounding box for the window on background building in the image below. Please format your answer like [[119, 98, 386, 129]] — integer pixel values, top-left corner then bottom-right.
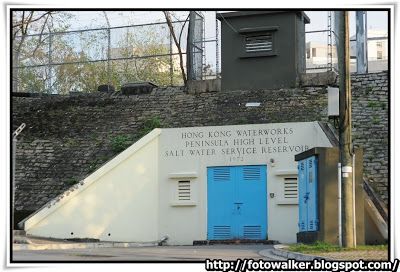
[[377, 51, 383, 60], [376, 41, 382, 48], [307, 48, 310, 59], [312, 48, 316, 57]]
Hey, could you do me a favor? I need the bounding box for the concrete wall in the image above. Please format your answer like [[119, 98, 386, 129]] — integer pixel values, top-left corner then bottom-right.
[[24, 131, 160, 242], [158, 122, 332, 244], [12, 72, 389, 221], [218, 11, 307, 90], [24, 122, 332, 244]]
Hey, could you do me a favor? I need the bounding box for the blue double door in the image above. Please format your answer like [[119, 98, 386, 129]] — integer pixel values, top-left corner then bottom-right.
[[207, 165, 267, 240]]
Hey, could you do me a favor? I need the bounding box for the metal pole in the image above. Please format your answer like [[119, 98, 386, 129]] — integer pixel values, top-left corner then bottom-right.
[[365, 12, 368, 73], [356, 11, 367, 74], [328, 11, 333, 71], [103, 11, 111, 90], [215, 11, 219, 77], [338, 162, 342, 247], [169, 32, 173, 86], [337, 10, 355, 248], [12, 138, 16, 233], [12, 123, 25, 243], [186, 11, 195, 81], [352, 153, 357, 247], [48, 32, 53, 94]]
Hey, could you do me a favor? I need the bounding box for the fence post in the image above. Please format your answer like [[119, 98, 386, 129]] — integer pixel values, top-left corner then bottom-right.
[[170, 32, 173, 86], [12, 123, 25, 236], [12, 137, 16, 231], [47, 32, 53, 94], [215, 12, 219, 77], [356, 11, 368, 74], [103, 11, 111, 90]]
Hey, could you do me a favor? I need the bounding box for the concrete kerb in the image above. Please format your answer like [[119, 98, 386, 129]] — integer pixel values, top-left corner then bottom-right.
[[13, 242, 158, 251], [270, 244, 334, 261]]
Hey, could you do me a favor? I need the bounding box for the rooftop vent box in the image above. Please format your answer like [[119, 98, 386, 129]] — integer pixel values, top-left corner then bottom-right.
[[121, 82, 158, 95], [217, 11, 310, 91]]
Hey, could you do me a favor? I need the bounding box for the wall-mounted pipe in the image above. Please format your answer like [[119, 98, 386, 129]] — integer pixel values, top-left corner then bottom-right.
[[338, 162, 342, 247], [353, 153, 357, 247]]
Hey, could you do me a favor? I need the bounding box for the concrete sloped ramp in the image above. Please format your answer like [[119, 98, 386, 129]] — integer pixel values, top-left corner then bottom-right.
[[363, 180, 388, 244]]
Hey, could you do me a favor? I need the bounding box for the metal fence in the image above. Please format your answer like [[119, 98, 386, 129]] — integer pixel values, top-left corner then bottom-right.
[[12, 11, 205, 94], [12, 11, 388, 94]]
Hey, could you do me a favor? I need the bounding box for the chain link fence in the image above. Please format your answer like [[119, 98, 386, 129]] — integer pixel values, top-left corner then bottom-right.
[[12, 11, 387, 94], [12, 12, 206, 94]]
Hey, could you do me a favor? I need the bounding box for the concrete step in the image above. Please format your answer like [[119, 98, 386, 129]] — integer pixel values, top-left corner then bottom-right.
[[13, 230, 26, 236], [193, 239, 278, 245]]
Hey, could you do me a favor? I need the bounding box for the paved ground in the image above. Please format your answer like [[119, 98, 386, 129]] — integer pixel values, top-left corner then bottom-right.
[[12, 244, 276, 261]]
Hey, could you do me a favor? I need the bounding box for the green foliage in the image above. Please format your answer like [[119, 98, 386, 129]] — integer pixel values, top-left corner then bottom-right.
[[138, 116, 163, 138], [371, 115, 380, 124], [365, 87, 374, 94], [110, 135, 134, 153], [64, 138, 77, 147], [367, 101, 379, 108], [287, 241, 387, 253], [87, 156, 110, 172], [235, 117, 248, 125], [65, 178, 78, 186], [15, 23, 184, 94]]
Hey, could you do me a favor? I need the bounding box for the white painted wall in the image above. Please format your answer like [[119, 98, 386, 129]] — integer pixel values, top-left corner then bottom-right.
[[24, 122, 333, 245], [24, 130, 160, 242], [158, 122, 332, 244]]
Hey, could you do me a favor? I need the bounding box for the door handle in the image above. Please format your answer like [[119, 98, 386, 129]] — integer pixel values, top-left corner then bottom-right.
[[304, 192, 310, 203], [234, 203, 243, 214]]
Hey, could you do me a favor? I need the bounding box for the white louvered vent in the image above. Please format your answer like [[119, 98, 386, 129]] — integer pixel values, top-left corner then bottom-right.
[[245, 34, 273, 53], [284, 177, 298, 199], [178, 181, 191, 201]]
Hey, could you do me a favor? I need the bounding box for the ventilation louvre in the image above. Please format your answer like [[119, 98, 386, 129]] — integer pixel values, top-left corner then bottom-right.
[[213, 226, 231, 239], [243, 226, 262, 239], [178, 181, 191, 201], [213, 168, 230, 181], [245, 34, 273, 53], [243, 167, 261, 181], [284, 177, 298, 199]]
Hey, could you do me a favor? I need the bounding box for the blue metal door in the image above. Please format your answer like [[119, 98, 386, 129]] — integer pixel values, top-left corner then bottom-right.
[[207, 165, 267, 240], [207, 167, 236, 239], [297, 156, 319, 232], [298, 160, 308, 232], [307, 157, 319, 231]]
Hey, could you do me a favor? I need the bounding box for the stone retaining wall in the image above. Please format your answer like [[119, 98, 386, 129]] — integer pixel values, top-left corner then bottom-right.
[[12, 71, 389, 216]]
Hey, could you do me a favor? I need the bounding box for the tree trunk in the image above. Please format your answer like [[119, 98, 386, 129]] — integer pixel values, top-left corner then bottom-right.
[[163, 11, 187, 87]]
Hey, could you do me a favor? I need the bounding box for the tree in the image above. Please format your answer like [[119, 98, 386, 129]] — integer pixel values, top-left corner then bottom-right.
[[12, 11, 72, 93], [163, 11, 187, 87], [12, 11, 188, 94]]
